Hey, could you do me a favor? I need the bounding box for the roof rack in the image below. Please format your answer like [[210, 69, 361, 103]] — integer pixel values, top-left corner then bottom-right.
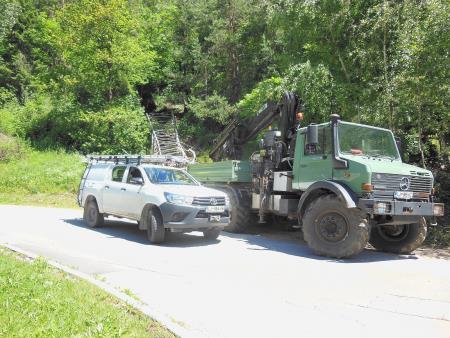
[[84, 154, 192, 167]]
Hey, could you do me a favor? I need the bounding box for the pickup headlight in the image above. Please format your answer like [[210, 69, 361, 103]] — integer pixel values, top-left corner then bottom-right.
[[164, 192, 194, 205], [225, 195, 230, 206]]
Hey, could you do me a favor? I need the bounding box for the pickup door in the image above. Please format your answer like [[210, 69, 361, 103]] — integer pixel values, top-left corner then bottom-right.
[[119, 166, 145, 219], [102, 165, 127, 215]]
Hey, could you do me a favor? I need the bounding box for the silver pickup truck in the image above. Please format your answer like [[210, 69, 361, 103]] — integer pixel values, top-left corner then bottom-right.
[[78, 161, 230, 243]]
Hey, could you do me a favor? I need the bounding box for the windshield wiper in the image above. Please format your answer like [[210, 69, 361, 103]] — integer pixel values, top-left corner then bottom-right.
[[370, 154, 395, 160]]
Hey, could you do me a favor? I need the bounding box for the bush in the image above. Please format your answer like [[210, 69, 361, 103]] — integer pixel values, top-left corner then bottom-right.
[[29, 98, 150, 154], [0, 134, 23, 162], [179, 94, 235, 149], [0, 94, 53, 138], [237, 77, 282, 119]]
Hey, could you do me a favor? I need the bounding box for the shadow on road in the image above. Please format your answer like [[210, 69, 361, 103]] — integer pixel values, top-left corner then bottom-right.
[[220, 229, 419, 264], [63, 218, 221, 248], [64, 217, 419, 263]]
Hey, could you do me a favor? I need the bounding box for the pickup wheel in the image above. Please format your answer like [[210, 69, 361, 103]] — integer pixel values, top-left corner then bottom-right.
[[146, 208, 165, 244], [302, 195, 369, 258], [203, 228, 221, 240], [83, 200, 104, 228], [369, 217, 427, 254]]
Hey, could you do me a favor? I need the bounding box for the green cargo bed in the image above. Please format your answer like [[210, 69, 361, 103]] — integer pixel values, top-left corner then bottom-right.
[[188, 160, 252, 183]]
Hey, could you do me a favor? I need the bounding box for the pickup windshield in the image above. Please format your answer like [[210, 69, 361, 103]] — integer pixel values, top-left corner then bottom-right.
[[338, 122, 400, 160], [144, 167, 198, 185]]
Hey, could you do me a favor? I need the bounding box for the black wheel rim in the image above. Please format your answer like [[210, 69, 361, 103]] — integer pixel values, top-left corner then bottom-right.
[[377, 225, 409, 242], [315, 212, 349, 243]]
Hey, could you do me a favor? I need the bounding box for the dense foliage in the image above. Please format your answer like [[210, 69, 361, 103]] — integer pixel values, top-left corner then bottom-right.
[[0, 1, 448, 191]]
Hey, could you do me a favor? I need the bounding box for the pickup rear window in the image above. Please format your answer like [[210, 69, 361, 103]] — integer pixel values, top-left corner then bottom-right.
[[144, 167, 198, 185], [112, 166, 126, 182]]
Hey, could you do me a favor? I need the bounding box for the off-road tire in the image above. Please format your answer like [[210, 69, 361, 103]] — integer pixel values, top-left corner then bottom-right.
[[83, 200, 104, 228], [302, 194, 369, 258], [369, 217, 427, 254], [203, 228, 221, 240], [146, 208, 165, 244], [220, 186, 255, 233]]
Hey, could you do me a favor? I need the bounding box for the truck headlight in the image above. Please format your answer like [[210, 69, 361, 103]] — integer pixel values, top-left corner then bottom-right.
[[164, 192, 194, 205], [433, 204, 444, 216], [225, 195, 230, 206]]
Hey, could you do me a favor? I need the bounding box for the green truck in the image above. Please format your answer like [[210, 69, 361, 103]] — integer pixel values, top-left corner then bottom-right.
[[188, 92, 444, 258]]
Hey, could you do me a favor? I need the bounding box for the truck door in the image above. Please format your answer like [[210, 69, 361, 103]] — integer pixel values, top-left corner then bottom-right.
[[295, 125, 333, 190], [102, 165, 127, 215], [120, 166, 145, 219]]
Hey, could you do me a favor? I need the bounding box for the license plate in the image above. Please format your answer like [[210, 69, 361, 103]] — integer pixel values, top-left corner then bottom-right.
[[209, 215, 221, 222], [206, 206, 225, 213], [394, 191, 413, 199]]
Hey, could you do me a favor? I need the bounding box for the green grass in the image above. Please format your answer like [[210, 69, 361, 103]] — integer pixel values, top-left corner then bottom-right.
[[0, 149, 84, 208], [0, 247, 176, 337]]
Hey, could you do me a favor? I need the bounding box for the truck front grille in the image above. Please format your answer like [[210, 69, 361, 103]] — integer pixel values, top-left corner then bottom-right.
[[371, 172, 432, 199], [192, 196, 226, 206]]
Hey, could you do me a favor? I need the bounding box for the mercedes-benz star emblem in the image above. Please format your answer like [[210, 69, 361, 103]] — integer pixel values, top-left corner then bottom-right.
[[399, 177, 411, 191], [210, 198, 218, 205]]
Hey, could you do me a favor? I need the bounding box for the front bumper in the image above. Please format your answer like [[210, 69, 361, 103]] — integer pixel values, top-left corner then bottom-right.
[[358, 199, 444, 217], [159, 202, 230, 230]]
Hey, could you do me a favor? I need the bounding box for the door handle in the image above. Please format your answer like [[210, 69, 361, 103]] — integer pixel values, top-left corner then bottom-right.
[[121, 188, 126, 191], [105, 185, 110, 189], [300, 164, 308, 168]]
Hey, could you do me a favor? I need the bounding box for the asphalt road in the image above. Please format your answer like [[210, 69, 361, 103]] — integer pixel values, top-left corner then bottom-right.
[[0, 205, 449, 338]]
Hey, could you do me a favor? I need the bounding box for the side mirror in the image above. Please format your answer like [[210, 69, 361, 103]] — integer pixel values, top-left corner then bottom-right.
[[130, 177, 144, 185], [306, 124, 318, 145]]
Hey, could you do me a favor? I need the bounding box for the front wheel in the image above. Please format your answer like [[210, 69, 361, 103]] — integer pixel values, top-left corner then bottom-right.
[[302, 195, 369, 258], [146, 208, 165, 244], [369, 217, 427, 254]]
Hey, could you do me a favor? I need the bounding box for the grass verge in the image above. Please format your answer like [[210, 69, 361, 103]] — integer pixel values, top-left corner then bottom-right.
[[0, 149, 84, 209], [0, 192, 79, 209], [0, 246, 175, 337]]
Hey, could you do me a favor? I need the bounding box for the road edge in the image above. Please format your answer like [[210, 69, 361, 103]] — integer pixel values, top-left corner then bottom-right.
[[1, 242, 198, 338]]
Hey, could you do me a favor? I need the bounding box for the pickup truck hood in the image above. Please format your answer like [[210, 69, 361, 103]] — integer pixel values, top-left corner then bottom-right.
[[343, 155, 432, 176], [157, 184, 227, 197]]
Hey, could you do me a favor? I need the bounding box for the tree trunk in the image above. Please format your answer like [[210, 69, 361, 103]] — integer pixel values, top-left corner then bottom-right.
[[226, 0, 240, 104], [382, 0, 394, 130], [417, 105, 426, 168]]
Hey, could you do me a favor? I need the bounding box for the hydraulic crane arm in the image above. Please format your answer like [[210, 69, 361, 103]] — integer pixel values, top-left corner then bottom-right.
[[210, 92, 301, 160]]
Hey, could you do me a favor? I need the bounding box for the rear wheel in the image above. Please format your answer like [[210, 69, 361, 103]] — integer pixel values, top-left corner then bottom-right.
[[302, 195, 369, 258], [83, 200, 104, 228], [218, 186, 256, 233], [369, 217, 427, 254], [146, 208, 165, 244], [203, 228, 221, 240]]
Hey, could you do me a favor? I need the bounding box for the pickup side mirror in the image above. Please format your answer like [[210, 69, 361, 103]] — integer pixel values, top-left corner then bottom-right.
[[306, 124, 318, 145], [130, 177, 144, 185]]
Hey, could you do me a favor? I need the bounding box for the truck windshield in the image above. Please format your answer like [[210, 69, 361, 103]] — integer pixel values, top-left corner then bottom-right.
[[144, 167, 199, 185], [338, 122, 400, 160]]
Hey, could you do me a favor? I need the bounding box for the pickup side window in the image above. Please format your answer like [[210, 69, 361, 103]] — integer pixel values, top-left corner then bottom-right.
[[127, 167, 143, 183], [112, 166, 126, 182]]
